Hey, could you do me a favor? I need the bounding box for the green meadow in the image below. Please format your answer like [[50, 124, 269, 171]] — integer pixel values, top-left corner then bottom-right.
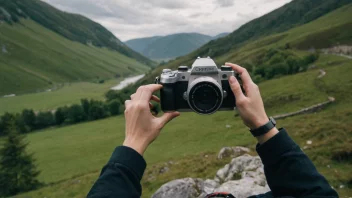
[[11, 55, 352, 197]]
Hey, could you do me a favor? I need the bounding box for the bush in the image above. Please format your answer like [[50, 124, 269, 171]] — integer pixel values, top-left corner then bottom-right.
[[108, 99, 121, 116], [21, 109, 36, 130], [35, 112, 55, 129], [66, 105, 86, 124], [55, 107, 68, 125], [89, 102, 108, 120]]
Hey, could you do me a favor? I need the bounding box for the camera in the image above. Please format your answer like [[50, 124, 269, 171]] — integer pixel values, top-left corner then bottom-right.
[[155, 57, 240, 115]]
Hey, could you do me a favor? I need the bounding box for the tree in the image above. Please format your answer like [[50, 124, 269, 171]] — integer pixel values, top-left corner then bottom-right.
[[21, 109, 36, 130], [81, 99, 90, 116], [66, 104, 86, 124], [88, 101, 108, 120], [108, 99, 121, 116], [0, 121, 41, 197], [54, 107, 68, 125], [0, 112, 16, 136], [35, 111, 55, 129]]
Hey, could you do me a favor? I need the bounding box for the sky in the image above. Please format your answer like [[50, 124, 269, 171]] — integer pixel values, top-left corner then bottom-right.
[[42, 0, 292, 41]]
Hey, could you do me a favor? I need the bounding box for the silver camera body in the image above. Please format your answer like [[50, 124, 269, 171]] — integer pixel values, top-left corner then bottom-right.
[[157, 57, 237, 115]]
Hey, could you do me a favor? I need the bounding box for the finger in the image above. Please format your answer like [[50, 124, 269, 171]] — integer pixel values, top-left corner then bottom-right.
[[225, 63, 253, 85], [157, 112, 180, 127], [136, 84, 163, 100], [149, 102, 153, 109], [124, 100, 131, 108], [151, 95, 160, 103], [229, 76, 246, 101], [130, 94, 136, 100]]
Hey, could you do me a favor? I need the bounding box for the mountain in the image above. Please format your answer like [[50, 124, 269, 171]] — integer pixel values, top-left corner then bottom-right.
[[125, 32, 229, 60], [0, 0, 154, 66], [128, 0, 352, 88], [197, 0, 352, 57], [212, 32, 230, 40], [0, 0, 154, 95]]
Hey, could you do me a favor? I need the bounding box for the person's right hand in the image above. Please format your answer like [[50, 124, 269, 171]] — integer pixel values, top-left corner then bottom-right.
[[225, 63, 278, 144]]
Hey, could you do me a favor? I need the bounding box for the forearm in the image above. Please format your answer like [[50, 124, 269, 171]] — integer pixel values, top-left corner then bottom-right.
[[87, 146, 146, 198], [257, 129, 338, 197]]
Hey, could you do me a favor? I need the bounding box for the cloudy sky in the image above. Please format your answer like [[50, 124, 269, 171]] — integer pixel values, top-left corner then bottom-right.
[[42, 0, 292, 41]]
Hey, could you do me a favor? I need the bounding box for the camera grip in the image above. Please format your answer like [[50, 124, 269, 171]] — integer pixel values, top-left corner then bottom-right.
[[160, 84, 176, 111]]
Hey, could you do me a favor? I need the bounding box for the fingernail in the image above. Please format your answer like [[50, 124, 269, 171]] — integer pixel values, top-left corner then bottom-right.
[[229, 76, 237, 84]]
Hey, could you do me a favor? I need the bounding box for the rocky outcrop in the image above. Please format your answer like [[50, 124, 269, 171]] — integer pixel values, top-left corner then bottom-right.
[[217, 146, 250, 159], [152, 153, 270, 198]]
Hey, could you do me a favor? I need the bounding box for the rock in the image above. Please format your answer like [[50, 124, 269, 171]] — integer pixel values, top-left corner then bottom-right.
[[225, 124, 232, 128], [306, 140, 312, 145], [159, 166, 169, 174], [213, 178, 269, 198], [152, 154, 270, 198], [215, 154, 264, 183], [217, 146, 250, 159], [152, 178, 204, 198]]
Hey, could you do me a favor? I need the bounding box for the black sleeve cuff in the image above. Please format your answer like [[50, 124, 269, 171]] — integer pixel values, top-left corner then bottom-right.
[[256, 128, 297, 165], [108, 146, 147, 180]]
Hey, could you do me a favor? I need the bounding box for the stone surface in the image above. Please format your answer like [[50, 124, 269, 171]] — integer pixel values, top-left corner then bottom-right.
[[217, 146, 250, 159], [152, 154, 270, 198], [152, 178, 204, 198]]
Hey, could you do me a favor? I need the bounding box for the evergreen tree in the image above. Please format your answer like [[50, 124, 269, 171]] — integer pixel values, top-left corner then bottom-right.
[[0, 121, 41, 197]]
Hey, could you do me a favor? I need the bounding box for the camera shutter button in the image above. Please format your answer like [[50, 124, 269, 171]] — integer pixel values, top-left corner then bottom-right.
[[221, 66, 232, 71], [162, 69, 172, 73], [178, 66, 188, 72]]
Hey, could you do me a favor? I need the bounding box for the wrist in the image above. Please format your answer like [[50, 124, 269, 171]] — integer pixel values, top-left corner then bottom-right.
[[123, 138, 148, 156], [250, 117, 270, 130], [256, 127, 279, 144]]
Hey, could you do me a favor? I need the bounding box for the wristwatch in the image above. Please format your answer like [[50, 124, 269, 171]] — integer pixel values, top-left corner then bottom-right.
[[250, 117, 276, 137]]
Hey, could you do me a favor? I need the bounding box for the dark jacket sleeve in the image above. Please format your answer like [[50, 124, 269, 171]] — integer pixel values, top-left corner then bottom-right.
[[87, 146, 146, 198], [256, 128, 338, 198]]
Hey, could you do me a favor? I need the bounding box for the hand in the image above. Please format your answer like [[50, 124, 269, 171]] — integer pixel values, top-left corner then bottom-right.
[[123, 84, 180, 155], [226, 63, 278, 144]]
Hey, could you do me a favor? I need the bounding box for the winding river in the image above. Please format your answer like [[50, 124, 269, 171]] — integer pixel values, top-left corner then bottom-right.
[[110, 74, 145, 90]]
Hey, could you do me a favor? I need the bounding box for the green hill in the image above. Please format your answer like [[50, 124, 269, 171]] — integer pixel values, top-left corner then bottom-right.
[[0, 19, 150, 95], [131, 1, 352, 87], [125, 33, 228, 60], [0, 0, 154, 66]]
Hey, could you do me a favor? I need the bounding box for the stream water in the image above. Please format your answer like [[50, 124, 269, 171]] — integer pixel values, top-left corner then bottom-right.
[[110, 74, 145, 90]]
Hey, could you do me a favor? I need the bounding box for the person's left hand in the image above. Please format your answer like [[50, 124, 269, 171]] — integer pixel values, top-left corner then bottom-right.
[[123, 84, 180, 155]]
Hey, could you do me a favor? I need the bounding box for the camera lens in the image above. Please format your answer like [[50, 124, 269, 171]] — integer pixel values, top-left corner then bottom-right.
[[188, 80, 223, 114]]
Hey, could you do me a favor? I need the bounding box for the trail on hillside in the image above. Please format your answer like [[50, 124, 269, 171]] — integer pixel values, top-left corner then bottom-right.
[[272, 66, 334, 120]]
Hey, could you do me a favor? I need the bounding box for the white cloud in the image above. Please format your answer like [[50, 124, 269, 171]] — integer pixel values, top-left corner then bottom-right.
[[42, 0, 292, 41]]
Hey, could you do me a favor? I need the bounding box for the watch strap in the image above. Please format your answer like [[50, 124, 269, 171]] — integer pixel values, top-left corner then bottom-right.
[[250, 117, 276, 137]]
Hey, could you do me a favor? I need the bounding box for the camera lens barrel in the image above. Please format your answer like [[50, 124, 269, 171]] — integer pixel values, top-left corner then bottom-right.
[[187, 77, 223, 115]]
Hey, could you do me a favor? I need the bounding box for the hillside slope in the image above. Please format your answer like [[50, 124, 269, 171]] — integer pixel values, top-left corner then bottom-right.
[[0, 0, 154, 66], [125, 33, 228, 60], [197, 0, 351, 57], [131, 2, 352, 88], [0, 20, 150, 95]]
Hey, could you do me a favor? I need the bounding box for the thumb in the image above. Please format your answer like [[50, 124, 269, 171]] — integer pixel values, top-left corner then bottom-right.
[[158, 112, 180, 127], [229, 76, 245, 100]]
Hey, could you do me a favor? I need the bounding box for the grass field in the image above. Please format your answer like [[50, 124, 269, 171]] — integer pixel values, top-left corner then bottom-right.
[[0, 79, 121, 114], [0, 19, 150, 95], [10, 54, 352, 197]]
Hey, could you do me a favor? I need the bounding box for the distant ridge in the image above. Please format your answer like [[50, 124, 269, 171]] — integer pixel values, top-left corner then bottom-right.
[[125, 32, 229, 60]]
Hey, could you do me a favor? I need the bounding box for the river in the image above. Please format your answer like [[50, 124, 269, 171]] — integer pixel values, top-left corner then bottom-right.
[[111, 74, 145, 90]]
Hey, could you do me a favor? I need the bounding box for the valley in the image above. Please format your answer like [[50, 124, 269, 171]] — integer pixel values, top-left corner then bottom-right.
[[0, 0, 351, 197]]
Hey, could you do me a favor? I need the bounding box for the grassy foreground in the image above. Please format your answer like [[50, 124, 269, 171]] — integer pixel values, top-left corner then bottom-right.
[[11, 55, 352, 197]]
